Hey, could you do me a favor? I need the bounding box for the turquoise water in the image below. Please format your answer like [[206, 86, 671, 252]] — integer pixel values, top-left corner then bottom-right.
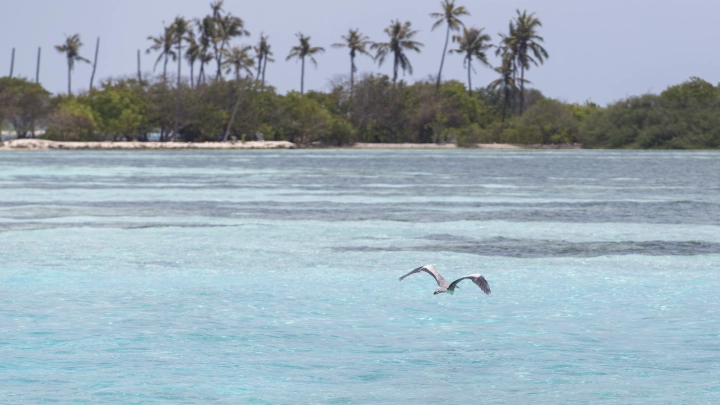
[[1, 150, 719, 404]]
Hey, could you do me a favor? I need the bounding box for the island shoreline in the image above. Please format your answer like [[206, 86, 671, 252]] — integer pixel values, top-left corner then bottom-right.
[[0, 139, 582, 151]]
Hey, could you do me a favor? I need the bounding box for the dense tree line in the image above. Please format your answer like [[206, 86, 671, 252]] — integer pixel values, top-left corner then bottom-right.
[[4, 74, 717, 148], [581, 77, 720, 149], [0, 74, 527, 144]]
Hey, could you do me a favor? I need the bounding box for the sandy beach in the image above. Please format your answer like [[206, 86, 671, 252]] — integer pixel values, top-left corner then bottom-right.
[[350, 142, 526, 149], [0, 139, 296, 150], [0, 138, 581, 150]]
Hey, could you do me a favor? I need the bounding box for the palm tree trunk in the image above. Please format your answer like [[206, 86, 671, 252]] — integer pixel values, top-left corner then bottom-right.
[[67, 58, 72, 95], [350, 55, 355, 98], [261, 55, 267, 89], [174, 41, 181, 142], [502, 86, 509, 123], [216, 38, 229, 81], [223, 80, 244, 142], [256, 55, 262, 81], [198, 61, 205, 85], [300, 56, 305, 94], [393, 52, 399, 84], [467, 59, 472, 97], [215, 46, 222, 80], [163, 55, 168, 83], [519, 65, 526, 115], [511, 59, 517, 116], [189, 61, 194, 88], [436, 25, 451, 90]]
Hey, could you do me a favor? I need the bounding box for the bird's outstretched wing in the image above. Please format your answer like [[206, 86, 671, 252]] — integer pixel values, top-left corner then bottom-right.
[[448, 274, 491, 295], [398, 264, 448, 287]]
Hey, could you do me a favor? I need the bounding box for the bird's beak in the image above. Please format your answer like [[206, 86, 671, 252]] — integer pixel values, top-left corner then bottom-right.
[[433, 291, 439, 295]]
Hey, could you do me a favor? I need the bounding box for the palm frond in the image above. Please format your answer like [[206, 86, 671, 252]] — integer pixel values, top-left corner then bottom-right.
[[430, 0, 469, 31]]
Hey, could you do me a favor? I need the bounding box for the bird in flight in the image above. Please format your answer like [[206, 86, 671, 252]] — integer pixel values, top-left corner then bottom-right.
[[399, 264, 491, 295]]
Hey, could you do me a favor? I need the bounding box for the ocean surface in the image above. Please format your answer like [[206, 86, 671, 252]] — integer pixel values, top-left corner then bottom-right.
[[1, 150, 719, 404]]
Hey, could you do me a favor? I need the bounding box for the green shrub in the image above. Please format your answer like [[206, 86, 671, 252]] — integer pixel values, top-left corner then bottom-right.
[[43, 97, 100, 141], [455, 123, 481, 147]]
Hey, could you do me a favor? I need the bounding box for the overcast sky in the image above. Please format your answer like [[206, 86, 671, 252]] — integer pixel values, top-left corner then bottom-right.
[[1, 0, 718, 105]]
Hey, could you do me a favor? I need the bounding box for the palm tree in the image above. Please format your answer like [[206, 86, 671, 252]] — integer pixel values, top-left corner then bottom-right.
[[430, 0, 469, 90], [222, 46, 255, 142], [172, 17, 190, 82], [511, 9, 548, 115], [255, 33, 268, 80], [209, 1, 250, 80], [146, 24, 176, 142], [450, 27, 491, 96], [146, 24, 177, 83], [495, 22, 519, 115], [216, 16, 250, 80], [488, 53, 528, 122], [172, 16, 189, 142], [261, 46, 274, 90], [195, 16, 215, 85], [222, 45, 254, 81], [210, 0, 223, 19], [197, 52, 214, 86], [372, 20, 423, 84], [286, 33, 324, 95], [209, 0, 225, 79], [254, 33, 274, 89], [185, 29, 199, 88], [332, 29, 372, 97], [55, 34, 90, 95]]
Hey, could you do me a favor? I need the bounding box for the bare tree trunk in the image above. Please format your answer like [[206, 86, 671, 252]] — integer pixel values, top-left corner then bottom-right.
[[9, 48, 15, 78], [89, 37, 100, 90], [36, 47, 41, 83], [137, 49, 141, 82], [436, 25, 450, 90]]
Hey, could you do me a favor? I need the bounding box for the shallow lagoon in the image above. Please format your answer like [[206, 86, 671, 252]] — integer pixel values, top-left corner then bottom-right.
[[1, 150, 719, 403]]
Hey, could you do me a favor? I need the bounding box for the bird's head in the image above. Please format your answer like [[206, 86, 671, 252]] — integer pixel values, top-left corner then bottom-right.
[[433, 290, 442, 295]]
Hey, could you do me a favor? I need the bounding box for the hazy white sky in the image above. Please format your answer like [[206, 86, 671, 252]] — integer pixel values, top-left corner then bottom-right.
[[1, 0, 718, 105]]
